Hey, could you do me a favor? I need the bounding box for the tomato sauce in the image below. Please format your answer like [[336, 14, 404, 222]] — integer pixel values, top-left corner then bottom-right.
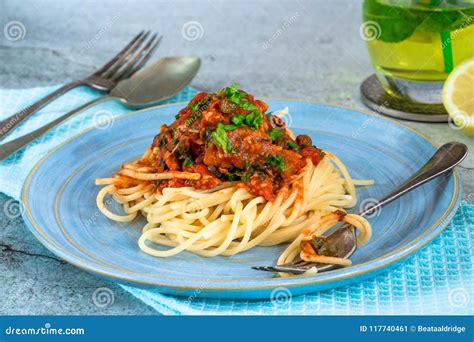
[[150, 86, 324, 200]]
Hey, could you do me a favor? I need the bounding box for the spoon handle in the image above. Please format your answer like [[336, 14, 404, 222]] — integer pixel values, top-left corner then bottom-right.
[[0, 96, 111, 161], [360, 142, 468, 217]]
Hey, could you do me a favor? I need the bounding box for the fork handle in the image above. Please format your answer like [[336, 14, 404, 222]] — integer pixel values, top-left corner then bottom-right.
[[0, 80, 85, 139], [360, 142, 468, 217], [0, 96, 111, 161]]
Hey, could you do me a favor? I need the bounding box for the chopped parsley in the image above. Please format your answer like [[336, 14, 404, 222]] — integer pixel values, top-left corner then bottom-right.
[[287, 141, 300, 150], [224, 85, 263, 129], [228, 174, 239, 181], [267, 128, 284, 141], [221, 124, 238, 131], [231, 114, 245, 126], [224, 84, 258, 111], [182, 156, 194, 167], [241, 171, 252, 182], [240, 164, 256, 182], [244, 111, 263, 130], [211, 123, 233, 153], [266, 155, 286, 171], [209, 117, 245, 134], [158, 136, 167, 148]]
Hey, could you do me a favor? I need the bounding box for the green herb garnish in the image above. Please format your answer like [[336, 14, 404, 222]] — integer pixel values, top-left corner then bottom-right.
[[224, 84, 258, 111], [224, 85, 264, 129], [245, 111, 263, 130], [268, 128, 284, 142], [241, 172, 252, 182], [228, 174, 239, 181], [211, 123, 233, 153], [222, 85, 265, 129], [182, 156, 194, 167], [158, 136, 167, 148], [231, 114, 245, 126], [287, 141, 300, 150], [221, 124, 238, 131], [266, 155, 286, 171]]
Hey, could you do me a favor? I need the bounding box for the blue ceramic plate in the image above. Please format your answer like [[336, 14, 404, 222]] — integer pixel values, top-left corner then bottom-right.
[[22, 101, 461, 299]]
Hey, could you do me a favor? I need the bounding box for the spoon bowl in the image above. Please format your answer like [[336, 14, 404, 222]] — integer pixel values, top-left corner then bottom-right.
[[111, 56, 201, 108]]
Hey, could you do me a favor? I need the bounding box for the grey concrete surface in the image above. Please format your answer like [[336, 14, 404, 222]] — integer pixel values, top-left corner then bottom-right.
[[0, 0, 472, 315]]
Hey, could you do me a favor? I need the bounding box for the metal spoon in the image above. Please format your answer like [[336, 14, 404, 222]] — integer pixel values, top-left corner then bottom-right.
[[253, 142, 468, 275], [0, 56, 201, 160]]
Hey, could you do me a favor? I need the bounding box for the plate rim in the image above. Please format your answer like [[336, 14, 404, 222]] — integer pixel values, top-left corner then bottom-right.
[[21, 99, 461, 292]]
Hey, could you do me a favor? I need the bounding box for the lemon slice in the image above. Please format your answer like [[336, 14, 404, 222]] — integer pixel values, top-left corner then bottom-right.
[[442, 58, 474, 136]]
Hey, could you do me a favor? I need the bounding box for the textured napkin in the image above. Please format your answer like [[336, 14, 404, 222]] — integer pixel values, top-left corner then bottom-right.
[[1, 85, 472, 315]]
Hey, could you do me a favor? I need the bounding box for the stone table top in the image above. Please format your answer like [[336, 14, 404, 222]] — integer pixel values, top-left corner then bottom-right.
[[0, 0, 472, 315]]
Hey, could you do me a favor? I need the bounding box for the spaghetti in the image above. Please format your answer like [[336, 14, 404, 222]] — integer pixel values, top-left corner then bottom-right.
[[96, 85, 373, 271]]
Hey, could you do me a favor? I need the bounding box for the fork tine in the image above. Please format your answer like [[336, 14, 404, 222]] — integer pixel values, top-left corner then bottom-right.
[[283, 260, 309, 267], [121, 35, 163, 79], [93, 31, 145, 77], [252, 259, 339, 274], [101, 31, 151, 79], [252, 259, 319, 274], [112, 34, 162, 81], [251, 265, 310, 274]]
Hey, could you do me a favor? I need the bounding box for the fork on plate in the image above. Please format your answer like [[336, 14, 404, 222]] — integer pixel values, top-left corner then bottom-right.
[[253, 142, 468, 275]]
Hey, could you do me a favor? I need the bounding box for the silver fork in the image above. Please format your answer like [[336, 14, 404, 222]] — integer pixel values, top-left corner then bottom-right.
[[252, 142, 468, 275], [0, 31, 162, 139]]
